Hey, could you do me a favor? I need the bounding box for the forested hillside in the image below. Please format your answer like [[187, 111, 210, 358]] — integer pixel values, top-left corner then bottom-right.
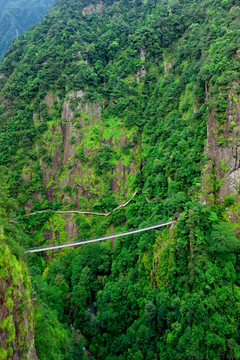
[[0, 169, 38, 359], [0, 0, 54, 59], [0, 0, 240, 358]]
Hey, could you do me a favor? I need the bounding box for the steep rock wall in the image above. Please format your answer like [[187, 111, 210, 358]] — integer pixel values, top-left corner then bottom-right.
[[25, 91, 140, 245], [0, 229, 37, 360], [202, 81, 240, 217]]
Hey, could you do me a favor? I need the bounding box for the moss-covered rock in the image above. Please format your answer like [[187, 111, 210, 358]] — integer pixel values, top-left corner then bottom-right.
[[0, 227, 37, 360]]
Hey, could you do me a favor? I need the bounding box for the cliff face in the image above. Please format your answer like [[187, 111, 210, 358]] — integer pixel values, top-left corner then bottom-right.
[[24, 89, 140, 245], [202, 81, 240, 218], [39, 91, 139, 202], [0, 228, 37, 360]]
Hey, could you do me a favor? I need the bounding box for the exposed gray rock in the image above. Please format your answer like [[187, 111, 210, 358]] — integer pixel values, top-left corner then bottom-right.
[[202, 82, 240, 206]]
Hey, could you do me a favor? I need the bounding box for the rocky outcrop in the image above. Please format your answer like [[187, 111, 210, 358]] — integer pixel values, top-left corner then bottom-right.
[[39, 91, 139, 203], [164, 61, 173, 72], [25, 90, 140, 245], [82, 1, 103, 15], [163, 54, 173, 72], [0, 229, 37, 360], [136, 49, 146, 82], [202, 82, 240, 209]]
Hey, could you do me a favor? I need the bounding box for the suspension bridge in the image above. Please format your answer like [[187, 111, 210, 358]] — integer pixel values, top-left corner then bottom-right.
[[25, 220, 174, 253]]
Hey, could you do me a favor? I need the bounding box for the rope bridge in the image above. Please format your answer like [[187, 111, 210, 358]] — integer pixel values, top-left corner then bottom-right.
[[25, 221, 174, 253]]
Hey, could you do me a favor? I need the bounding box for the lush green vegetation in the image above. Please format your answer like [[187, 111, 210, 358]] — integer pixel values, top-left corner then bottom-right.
[[0, 168, 34, 359], [0, 167, 85, 359], [0, 0, 240, 358], [0, 0, 54, 59]]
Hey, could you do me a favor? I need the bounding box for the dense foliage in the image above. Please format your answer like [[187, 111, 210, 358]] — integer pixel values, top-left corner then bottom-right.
[[29, 203, 240, 359], [0, 0, 240, 358], [0, 167, 85, 359], [0, 0, 54, 59]]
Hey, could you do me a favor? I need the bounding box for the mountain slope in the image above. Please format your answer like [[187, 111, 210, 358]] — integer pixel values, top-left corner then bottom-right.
[[0, 0, 240, 358], [0, 170, 37, 359], [0, 0, 54, 59]]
